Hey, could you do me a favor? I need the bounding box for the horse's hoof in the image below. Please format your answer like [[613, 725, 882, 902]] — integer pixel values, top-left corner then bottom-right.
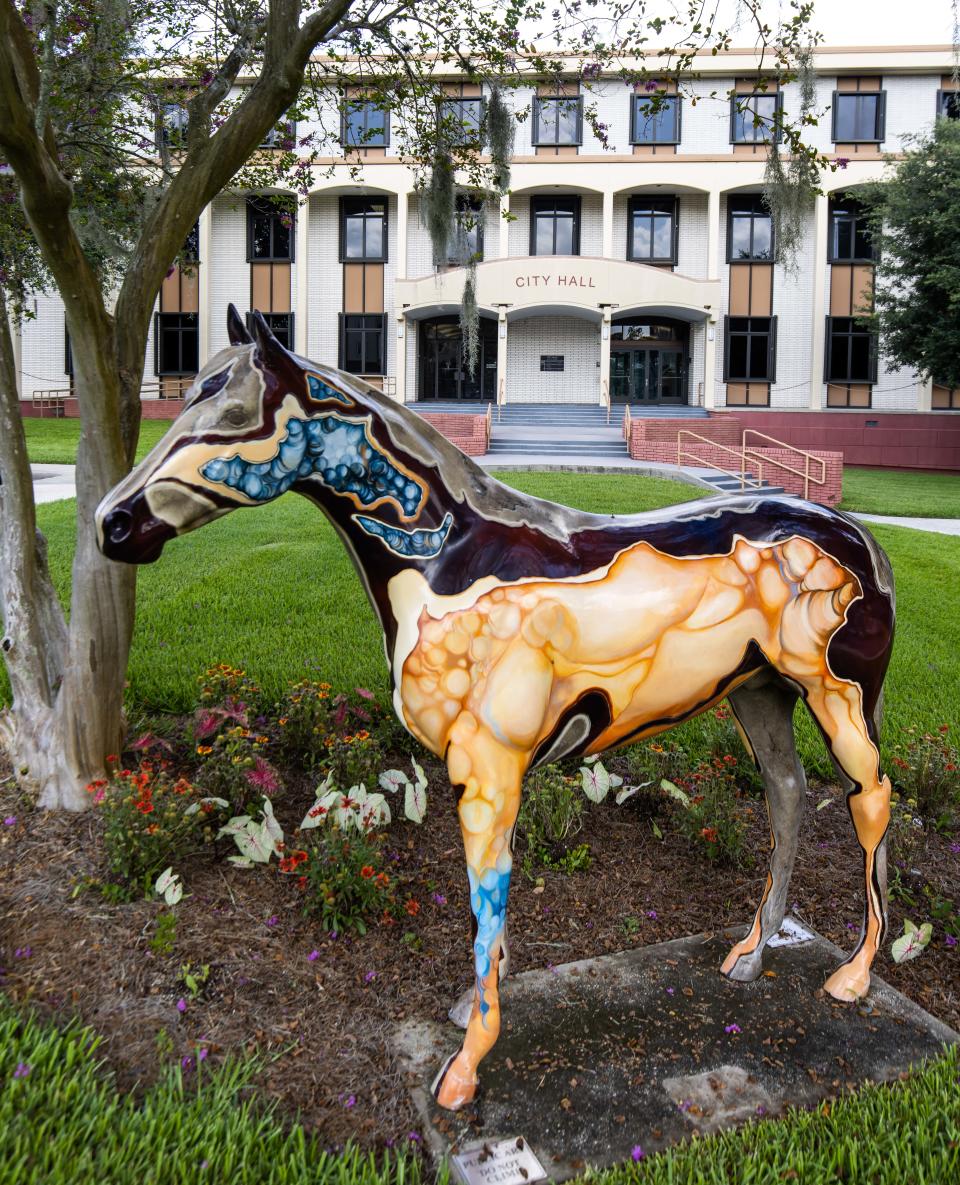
[[448, 987, 474, 1030], [432, 1054, 477, 1111], [721, 947, 763, 982], [824, 965, 870, 1002]]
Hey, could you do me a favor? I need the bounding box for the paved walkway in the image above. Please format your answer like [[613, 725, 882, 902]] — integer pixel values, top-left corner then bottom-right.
[[29, 462, 960, 536]]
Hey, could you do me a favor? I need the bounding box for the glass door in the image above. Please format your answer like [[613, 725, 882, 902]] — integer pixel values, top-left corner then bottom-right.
[[659, 349, 684, 403], [610, 352, 631, 401]]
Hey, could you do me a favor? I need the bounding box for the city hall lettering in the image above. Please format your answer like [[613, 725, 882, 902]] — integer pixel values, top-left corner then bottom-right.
[[514, 273, 597, 289]]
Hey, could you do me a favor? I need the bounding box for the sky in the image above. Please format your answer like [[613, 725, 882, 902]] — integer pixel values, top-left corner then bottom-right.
[[809, 0, 953, 45]]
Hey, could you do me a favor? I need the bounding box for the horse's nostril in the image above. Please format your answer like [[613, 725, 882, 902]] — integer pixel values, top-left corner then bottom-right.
[[105, 508, 134, 545]]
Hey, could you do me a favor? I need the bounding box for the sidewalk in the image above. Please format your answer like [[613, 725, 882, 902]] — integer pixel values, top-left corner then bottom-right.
[[30, 462, 960, 536]]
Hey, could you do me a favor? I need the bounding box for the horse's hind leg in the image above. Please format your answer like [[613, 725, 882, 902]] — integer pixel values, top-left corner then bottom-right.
[[799, 674, 890, 1001], [721, 671, 806, 982]]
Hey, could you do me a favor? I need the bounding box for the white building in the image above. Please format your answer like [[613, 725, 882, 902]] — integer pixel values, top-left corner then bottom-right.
[[17, 44, 960, 420]]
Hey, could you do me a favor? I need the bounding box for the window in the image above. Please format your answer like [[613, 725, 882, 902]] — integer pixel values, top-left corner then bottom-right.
[[532, 96, 583, 146], [727, 195, 773, 261], [439, 98, 484, 147], [246, 312, 295, 352], [155, 313, 199, 375], [724, 316, 777, 382], [831, 91, 885, 142], [730, 92, 780, 143], [828, 196, 874, 262], [937, 90, 960, 120], [530, 195, 580, 255], [339, 313, 386, 375], [246, 198, 294, 262], [340, 198, 387, 262], [540, 355, 564, 372], [630, 94, 681, 144], [260, 120, 296, 150], [158, 102, 188, 150], [341, 100, 389, 149], [447, 195, 484, 264], [825, 316, 878, 383], [627, 197, 677, 263]]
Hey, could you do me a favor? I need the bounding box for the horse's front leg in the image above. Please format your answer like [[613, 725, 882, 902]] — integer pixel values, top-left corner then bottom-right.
[[433, 737, 525, 1110]]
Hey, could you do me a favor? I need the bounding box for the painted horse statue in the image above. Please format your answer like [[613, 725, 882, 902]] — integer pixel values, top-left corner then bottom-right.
[[97, 308, 895, 1111]]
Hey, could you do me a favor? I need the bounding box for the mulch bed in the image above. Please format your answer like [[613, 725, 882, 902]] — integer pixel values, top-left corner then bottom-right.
[[1, 748, 958, 1150]]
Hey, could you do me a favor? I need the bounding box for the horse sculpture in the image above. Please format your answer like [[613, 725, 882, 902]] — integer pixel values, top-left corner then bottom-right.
[[97, 308, 895, 1112]]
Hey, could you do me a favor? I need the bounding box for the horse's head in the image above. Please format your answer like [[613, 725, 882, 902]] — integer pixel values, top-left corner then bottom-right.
[[96, 306, 367, 564]]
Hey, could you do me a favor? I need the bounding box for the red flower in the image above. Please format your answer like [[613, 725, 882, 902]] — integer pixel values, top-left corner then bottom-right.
[[375, 872, 390, 888], [360, 865, 375, 879], [297, 875, 308, 891], [405, 898, 420, 916], [279, 856, 296, 873], [136, 800, 155, 815], [700, 826, 718, 843]]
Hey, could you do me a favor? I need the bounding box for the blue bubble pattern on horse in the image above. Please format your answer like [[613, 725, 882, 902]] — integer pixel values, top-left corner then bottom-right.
[[306, 373, 352, 405], [468, 865, 512, 1020], [355, 512, 454, 559], [201, 415, 424, 515]]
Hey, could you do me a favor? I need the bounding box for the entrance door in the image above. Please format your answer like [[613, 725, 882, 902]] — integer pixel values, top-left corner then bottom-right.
[[610, 347, 685, 403], [419, 317, 496, 400]]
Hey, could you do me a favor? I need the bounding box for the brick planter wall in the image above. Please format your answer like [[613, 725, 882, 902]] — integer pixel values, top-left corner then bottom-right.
[[627, 419, 842, 505], [417, 411, 490, 456]]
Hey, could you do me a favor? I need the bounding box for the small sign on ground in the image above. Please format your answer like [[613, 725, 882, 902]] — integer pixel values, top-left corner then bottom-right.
[[452, 1137, 548, 1185]]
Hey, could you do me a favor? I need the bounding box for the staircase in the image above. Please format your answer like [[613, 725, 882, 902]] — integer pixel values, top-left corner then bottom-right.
[[486, 402, 706, 459], [686, 468, 786, 497]]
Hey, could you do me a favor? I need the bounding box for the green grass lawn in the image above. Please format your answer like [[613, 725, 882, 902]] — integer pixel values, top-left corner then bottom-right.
[[840, 467, 960, 518], [12, 471, 957, 778], [2, 998, 957, 1185], [24, 418, 170, 465]]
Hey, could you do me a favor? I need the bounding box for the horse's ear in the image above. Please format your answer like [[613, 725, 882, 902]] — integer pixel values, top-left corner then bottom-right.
[[227, 303, 253, 346], [250, 308, 288, 366]]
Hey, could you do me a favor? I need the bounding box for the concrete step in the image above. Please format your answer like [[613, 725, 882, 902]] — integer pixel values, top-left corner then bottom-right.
[[487, 442, 629, 456], [696, 472, 786, 496]]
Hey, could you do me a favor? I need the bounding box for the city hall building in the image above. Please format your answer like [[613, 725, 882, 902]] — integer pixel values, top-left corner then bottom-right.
[[14, 43, 960, 465]]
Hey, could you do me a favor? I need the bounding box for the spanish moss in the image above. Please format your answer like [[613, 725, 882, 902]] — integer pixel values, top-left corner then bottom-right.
[[487, 85, 514, 192], [460, 257, 479, 377]]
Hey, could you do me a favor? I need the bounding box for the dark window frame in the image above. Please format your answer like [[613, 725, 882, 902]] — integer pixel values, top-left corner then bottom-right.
[[627, 196, 678, 264], [824, 315, 878, 384], [529, 195, 581, 256], [723, 315, 778, 383], [726, 195, 774, 262], [629, 94, 682, 145], [531, 95, 584, 147], [245, 311, 295, 352], [830, 90, 886, 143], [338, 312, 387, 375], [828, 195, 875, 263], [246, 197, 295, 262], [438, 96, 486, 147], [154, 311, 199, 376], [157, 101, 189, 151], [729, 90, 782, 144], [447, 194, 485, 264], [339, 196, 389, 263], [340, 99, 390, 149], [260, 119, 298, 150], [937, 90, 960, 120]]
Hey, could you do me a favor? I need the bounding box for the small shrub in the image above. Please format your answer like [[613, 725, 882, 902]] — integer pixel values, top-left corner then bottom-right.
[[295, 826, 402, 935], [625, 737, 686, 786], [886, 790, 927, 868], [667, 754, 751, 866], [890, 726, 959, 824], [518, 764, 591, 874], [323, 731, 386, 793], [87, 762, 208, 900], [274, 682, 387, 770], [194, 725, 282, 816], [197, 663, 262, 711], [149, 912, 177, 956]]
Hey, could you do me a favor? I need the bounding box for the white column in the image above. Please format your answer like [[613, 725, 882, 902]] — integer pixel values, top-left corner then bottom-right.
[[702, 317, 718, 409], [393, 316, 407, 403], [808, 192, 829, 410], [396, 188, 409, 279], [918, 376, 933, 413], [599, 312, 611, 407], [198, 205, 213, 366], [602, 191, 614, 258], [499, 193, 510, 258], [706, 189, 721, 279], [496, 312, 508, 407], [295, 196, 310, 358]]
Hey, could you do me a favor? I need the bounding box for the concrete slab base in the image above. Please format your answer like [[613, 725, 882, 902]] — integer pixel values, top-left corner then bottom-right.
[[394, 922, 958, 1181]]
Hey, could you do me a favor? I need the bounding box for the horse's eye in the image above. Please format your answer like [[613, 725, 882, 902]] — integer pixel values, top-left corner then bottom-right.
[[222, 406, 247, 428]]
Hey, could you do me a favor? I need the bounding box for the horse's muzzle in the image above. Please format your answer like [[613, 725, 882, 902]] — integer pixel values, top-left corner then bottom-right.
[[96, 491, 175, 564]]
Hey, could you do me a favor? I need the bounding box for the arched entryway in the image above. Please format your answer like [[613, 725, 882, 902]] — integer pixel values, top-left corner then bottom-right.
[[418, 316, 497, 401], [609, 316, 688, 405]]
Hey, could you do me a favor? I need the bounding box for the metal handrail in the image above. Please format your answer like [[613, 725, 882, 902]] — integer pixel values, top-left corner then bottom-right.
[[485, 400, 492, 449], [623, 403, 632, 444], [497, 377, 505, 423], [602, 379, 611, 426], [677, 429, 765, 491], [741, 429, 826, 501]]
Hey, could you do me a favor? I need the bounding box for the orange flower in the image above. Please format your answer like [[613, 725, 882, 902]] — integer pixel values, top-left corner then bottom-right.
[[297, 875, 308, 890], [405, 898, 420, 916], [360, 865, 375, 879], [136, 800, 155, 815], [700, 826, 718, 843], [375, 872, 390, 888], [196, 745, 213, 755]]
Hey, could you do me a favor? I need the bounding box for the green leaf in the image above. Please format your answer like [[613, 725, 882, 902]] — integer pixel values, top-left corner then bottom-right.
[[652, 820, 664, 840], [661, 779, 691, 808], [378, 769, 408, 795], [581, 761, 611, 803], [404, 779, 427, 824], [891, 917, 933, 963]]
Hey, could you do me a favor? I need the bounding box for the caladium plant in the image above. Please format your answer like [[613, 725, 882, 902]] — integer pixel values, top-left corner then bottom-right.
[[579, 759, 622, 804], [154, 866, 183, 906], [377, 758, 429, 824], [218, 798, 284, 868], [891, 917, 933, 964]]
